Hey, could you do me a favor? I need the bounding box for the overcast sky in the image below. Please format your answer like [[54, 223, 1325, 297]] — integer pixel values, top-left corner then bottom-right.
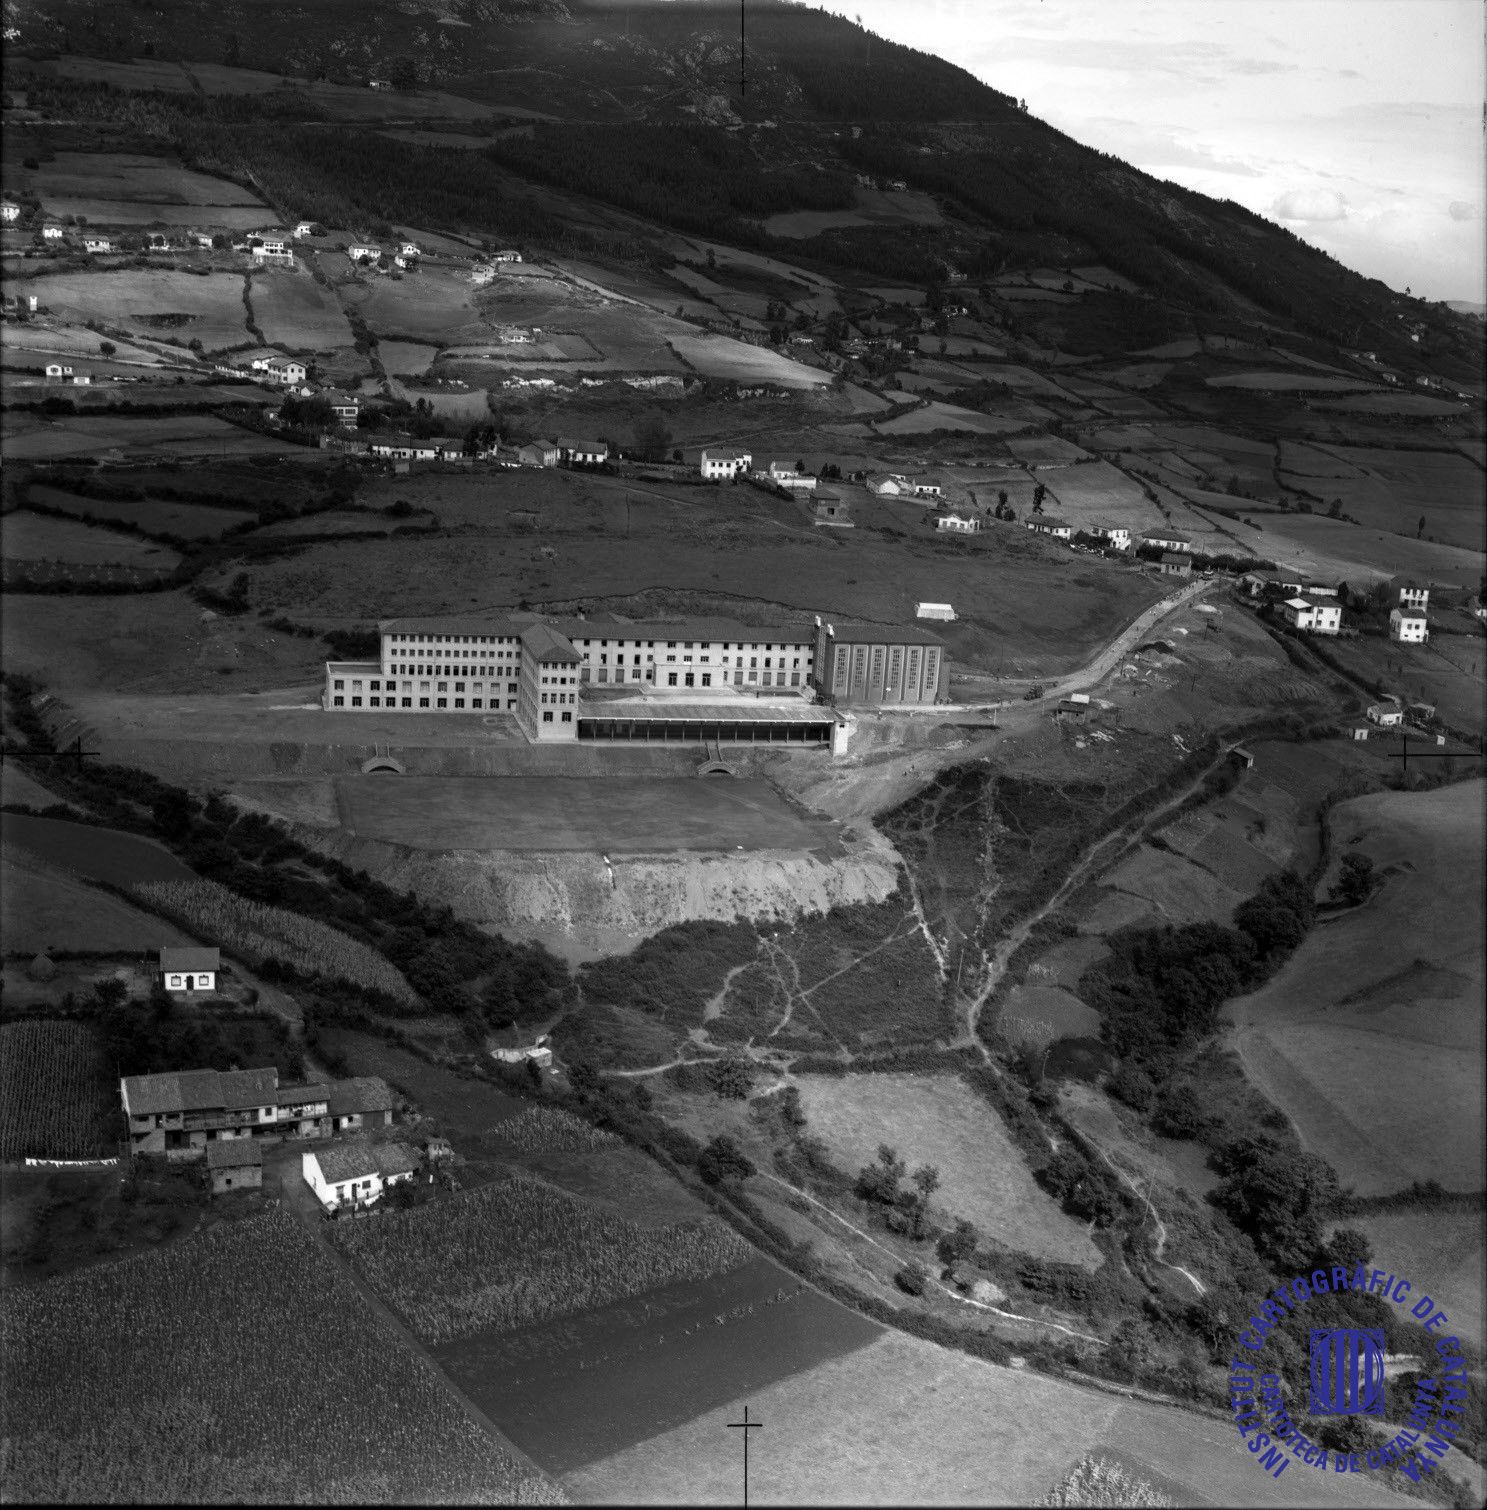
[[840, 0, 1485, 304]]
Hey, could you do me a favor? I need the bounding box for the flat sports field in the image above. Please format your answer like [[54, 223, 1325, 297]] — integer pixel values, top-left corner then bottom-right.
[[335, 776, 828, 853]]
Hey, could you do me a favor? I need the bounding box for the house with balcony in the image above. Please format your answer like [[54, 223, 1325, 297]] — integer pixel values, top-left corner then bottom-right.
[[1026, 516, 1074, 541], [121, 1066, 331, 1159], [700, 449, 751, 480], [303, 1141, 420, 1213], [1140, 530, 1192, 553], [1091, 524, 1131, 550]]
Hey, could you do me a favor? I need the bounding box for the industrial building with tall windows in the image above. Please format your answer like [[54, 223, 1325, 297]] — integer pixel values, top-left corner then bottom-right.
[[323, 610, 945, 748]]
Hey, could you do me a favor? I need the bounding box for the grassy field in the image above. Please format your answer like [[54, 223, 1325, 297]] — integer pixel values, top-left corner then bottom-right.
[[378, 339, 439, 374], [21, 270, 252, 352], [1, 813, 193, 886], [795, 1072, 1100, 1266], [336, 776, 829, 854], [350, 268, 481, 344], [1339, 1209, 1483, 1345], [1318, 633, 1486, 736], [1310, 446, 1486, 552], [0, 847, 199, 955], [668, 333, 828, 388], [249, 266, 356, 350], [220, 474, 1164, 680], [1244, 512, 1484, 586], [1, 412, 290, 461], [23, 149, 266, 206], [26, 485, 256, 539], [1, 511, 182, 568], [1227, 779, 1485, 1194], [0, 1207, 558, 1503], [1205, 371, 1380, 392], [564, 1329, 1406, 1508]]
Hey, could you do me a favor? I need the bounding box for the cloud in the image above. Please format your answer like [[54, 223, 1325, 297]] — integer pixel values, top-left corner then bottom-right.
[[1273, 187, 1349, 222], [1448, 200, 1476, 220], [1228, 59, 1299, 76]]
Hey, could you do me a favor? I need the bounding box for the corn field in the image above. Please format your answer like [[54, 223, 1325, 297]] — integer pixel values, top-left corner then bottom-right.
[[0, 1021, 114, 1160], [491, 1105, 622, 1156], [133, 878, 419, 1005], [0, 1208, 564, 1504], [1040, 1455, 1175, 1508], [329, 1176, 753, 1345]]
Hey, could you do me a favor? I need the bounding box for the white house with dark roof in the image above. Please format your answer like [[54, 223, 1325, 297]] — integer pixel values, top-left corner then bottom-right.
[[1141, 530, 1192, 553], [557, 436, 609, 465], [934, 513, 979, 533], [700, 449, 751, 480], [1, 200, 20, 223], [1026, 517, 1074, 541], [302, 1142, 419, 1212], [159, 946, 219, 996], [1091, 523, 1131, 550], [519, 439, 559, 467], [1389, 608, 1428, 643]]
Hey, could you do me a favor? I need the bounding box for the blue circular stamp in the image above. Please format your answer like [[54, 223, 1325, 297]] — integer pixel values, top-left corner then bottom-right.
[[1227, 1267, 1470, 1485]]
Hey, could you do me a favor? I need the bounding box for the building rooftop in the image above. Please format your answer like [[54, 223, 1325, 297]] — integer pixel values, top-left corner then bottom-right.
[[1142, 530, 1192, 542], [520, 622, 583, 665], [556, 436, 608, 452], [312, 1141, 420, 1185], [123, 1067, 278, 1117], [327, 1076, 396, 1117], [1160, 552, 1190, 564], [821, 621, 946, 647], [206, 1139, 263, 1169], [274, 1082, 330, 1107], [159, 947, 220, 973], [1030, 516, 1072, 530], [585, 700, 837, 724]]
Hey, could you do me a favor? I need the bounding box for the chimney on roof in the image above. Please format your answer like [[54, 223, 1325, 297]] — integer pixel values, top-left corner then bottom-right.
[[814, 614, 821, 627], [827, 623, 835, 637]]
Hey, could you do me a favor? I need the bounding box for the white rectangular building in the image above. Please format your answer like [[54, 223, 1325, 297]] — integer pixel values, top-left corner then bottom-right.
[[303, 1142, 419, 1213], [1389, 608, 1428, 643]]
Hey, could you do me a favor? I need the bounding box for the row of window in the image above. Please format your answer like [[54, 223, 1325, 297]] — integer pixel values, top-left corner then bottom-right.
[[335, 679, 520, 694], [333, 696, 517, 709], [539, 692, 576, 704]]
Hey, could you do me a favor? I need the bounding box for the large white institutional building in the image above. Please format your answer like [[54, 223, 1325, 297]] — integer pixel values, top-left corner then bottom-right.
[[324, 610, 945, 749]]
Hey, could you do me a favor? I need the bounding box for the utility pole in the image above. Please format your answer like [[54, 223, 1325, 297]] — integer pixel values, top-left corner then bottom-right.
[[740, 0, 746, 97]]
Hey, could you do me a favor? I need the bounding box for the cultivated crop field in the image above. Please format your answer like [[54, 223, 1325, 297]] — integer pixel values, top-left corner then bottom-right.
[[437, 1255, 881, 1476], [248, 266, 357, 350], [132, 877, 419, 1003], [329, 1175, 753, 1343], [564, 1329, 1394, 1509], [795, 1072, 1100, 1266], [25, 484, 256, 539], [20, 270, 252, 352], [0, 1020, 115, 1160], [1, 510, 182, 569], [492, 1104, 622, 1156], [0, 1208, 560, 1503], [1, 813, 192, 886], [1228, 780, 1485, 1195]]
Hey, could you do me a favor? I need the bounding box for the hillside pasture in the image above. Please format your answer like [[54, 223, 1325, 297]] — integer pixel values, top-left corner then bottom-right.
[[24, 151, 266, 210], [350, 269, 480, 344], [565, 1329, 1404, 1509], [1005, 434, 1093, 466], [1092, 845, 1246, 929], [667, 333, 827, 388], [378, 340, 439, 375], [763, 185, 942, 238], [1315, 391, 1469, 417], [2, 511, 181, 568], [18, 270, 250, 352], [248, 267, 356, 350], [1205, 371, 1381, 392], [0, 324, 175, 368], [26, 485, 255, 540], [1308, 446, 1486, 552], [795, 1072, 1100, 1266], [1339, 1210, 1483, 1346], [227, 490, 1164, 679], [1228, 781, 1485, 1195], [1, 412, 288, 461], [873, 400, 1021, 435], [0, 848, 199, 955], [1253, 513, 1485, 584], [0, 813, 193, 887]]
